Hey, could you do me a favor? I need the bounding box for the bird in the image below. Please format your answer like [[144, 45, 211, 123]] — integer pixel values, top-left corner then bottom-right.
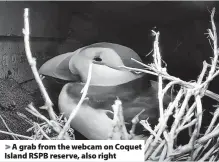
[[39, 42, 171, 140]]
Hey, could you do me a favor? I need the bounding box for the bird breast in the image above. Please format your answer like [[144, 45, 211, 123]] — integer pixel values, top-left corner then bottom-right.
[[58, 83, 118, 140]]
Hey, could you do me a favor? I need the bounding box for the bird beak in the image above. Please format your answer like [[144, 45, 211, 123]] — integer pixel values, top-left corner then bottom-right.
[[39, 49, 82, 81]]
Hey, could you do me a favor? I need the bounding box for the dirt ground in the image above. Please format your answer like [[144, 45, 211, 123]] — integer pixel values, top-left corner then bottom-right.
[[0, 77, 47, 139]]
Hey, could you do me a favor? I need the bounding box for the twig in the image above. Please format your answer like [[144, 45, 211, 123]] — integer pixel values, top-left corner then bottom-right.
[[195, 138, 213, 160], [205, 108, 219, 135], [159, 144, 167, 161], [182, 102, 196, 125], [195, 95, 203, 136], [57, 62, 93, 139], [197, 128, 219, 144], [36, 123, 51, 140], [140, 120, 162, 141], [150, 140, 165, 159], [206, 8, 217, 81], [198, 142, 219, 162], [109, 99, 130, 140], [129, 109, 145, 138], [0, 115, 19, 140], [23, 8, 56, 120], [121, 60, 219, 102], [26, 104, 52, 128], [152, 31, 164, 119], [168, 90, 192, 155], [145, 9, 219, 160], [197, 61, 208, 84], [0, 129, 33, 140], [176, 118, 197, 134], [162, 80, 180, 96], [145, 89, 184, 159], [25, 103, 66, 138]]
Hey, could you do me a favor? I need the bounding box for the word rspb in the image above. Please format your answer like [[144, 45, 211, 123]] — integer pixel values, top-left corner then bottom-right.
[[29, 153, 48, 159]]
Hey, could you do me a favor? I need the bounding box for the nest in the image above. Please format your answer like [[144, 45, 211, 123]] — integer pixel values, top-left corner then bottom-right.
[[1, 7, 219, 161]]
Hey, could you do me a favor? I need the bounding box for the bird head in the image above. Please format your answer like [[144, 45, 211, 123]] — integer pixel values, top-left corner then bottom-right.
[[39, 42, 157, 140], [39, 42, 144, 86]]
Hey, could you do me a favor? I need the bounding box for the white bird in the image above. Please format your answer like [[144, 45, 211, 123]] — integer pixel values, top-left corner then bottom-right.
[[39, 42, 170, 140]]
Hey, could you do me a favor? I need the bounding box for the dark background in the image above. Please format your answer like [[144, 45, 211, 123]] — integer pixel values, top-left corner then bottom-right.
[[0, 1, 218, 90], [0, 1, 218, 139]]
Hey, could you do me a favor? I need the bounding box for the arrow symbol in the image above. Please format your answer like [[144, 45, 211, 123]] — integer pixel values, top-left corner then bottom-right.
[[5, 145, 10, 149]]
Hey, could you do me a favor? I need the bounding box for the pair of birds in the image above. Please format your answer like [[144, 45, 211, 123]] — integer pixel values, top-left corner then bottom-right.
[[39, 42, 171, 140]]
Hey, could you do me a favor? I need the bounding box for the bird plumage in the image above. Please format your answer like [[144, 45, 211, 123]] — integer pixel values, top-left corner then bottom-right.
[[39, 42, 171, 140]]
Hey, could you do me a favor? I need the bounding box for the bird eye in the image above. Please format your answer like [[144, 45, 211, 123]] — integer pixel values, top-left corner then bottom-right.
[[93, 56, 102, 62]]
